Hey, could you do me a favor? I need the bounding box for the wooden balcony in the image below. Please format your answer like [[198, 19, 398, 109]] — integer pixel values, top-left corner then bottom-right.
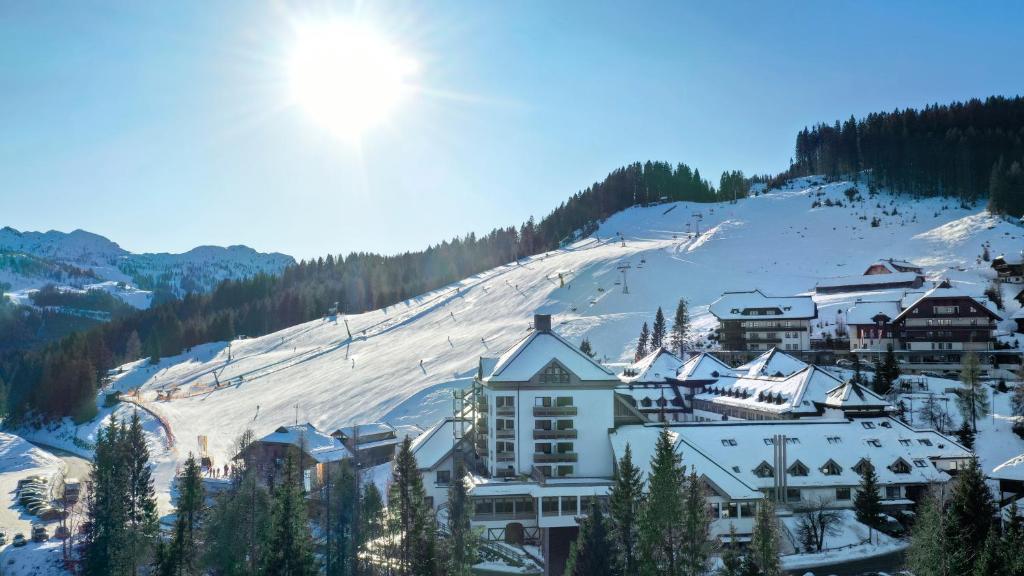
[[496, 451, 515, 462], [533, 429, 578, 440]]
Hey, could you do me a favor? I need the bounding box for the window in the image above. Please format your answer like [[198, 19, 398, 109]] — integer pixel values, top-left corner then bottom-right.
[[826, 436, 842, 445], [556, 419, 574, 430], [722, 438, 738, 447], [475, 499, 494, 516], [867, 439, 882, 448], [535, 442, 551, 454], [786, 488, 801, 502], [739, 502, 756, 517], [556, 442, 574, 454], [496, 419, 514, 431], [763, 438, 774, 446], [835, 487, 851, 501], [899, 439, 911, 446], [787, 460, 809, 477], [889, 459, 911, 474], [535, 397, 552, 407], [542, 497, 559, 516], [436, 470, 451, 485], [556, 396, 574, 407], [536, 419, 552, 431], [885, 486, 901, 499], [496, 396, 515, 408], [425, 496, 434, 509], [862, 422, 876, 429], [556, 465, 573, 477], [754, 461, 775, 478], [821, 460, 842, 476], [496, 441, 514, 453], [934, 305, 959, 315], [494, 498, 514, 515], [536, 465, 552, 477], [540, 365, 570, 384], [852, 459, 872, 476], [641, 398, 653, 408], [561, 496, 578, 515], [917, 439, 933, 447], [914, 459, 928, 468]]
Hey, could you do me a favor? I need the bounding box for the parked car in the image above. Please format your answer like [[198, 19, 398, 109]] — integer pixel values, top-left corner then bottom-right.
[[12, 533, 27, 547], [53, 526, 70, 540], [38, 506, 66, 521], [62, 478, 82, 503], [0, 531, 7, 545], [31, 524, 48, 542]]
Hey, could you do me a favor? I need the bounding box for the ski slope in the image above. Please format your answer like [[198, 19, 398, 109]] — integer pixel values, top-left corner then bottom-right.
[[57, 177, 1024, 511]]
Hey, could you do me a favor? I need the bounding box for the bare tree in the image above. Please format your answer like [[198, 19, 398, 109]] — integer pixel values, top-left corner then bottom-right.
[[794, 497, 843, 553], [53, 469, 87, 569]]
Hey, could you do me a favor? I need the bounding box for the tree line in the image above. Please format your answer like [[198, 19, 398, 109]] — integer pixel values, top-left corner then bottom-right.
[[1, 161, 725, 424], [790, 95, 1024, 216]]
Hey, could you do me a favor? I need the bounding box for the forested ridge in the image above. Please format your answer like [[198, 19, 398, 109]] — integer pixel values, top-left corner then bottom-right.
[[792, 95, 1024, 216], [0, 161, 719, 422]]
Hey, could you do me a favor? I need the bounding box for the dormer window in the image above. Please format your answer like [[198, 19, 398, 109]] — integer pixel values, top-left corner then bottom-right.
[[641, 398, 653, 408], [539, 364, 570, 385], [852, 458, 873, 476], [753, 461, 774, 478], [787, 460, 809, 477], [820, 459, 842, 476], [889, 458, 911, 474], [917, 439, 932, 447], [721, 438, 738, 447]]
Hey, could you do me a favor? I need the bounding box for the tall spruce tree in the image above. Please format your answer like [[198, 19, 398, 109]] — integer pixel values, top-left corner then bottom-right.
[[958, 353, 989, 433], [158, 452, 204, 576], [717, 525, 743, 576], [125, 412, 160, 573], [748, 498, 780, 576], [955, 419, 976, 450], [263, 452, 317, 576], [679, 467, 712, 575], [202, 468, 273, 576], [359, 481, 385, 574], [946, 458, 995, 571], [84, 418, 129, 576], [651, 307, 667, 350], [638, 429, 685, 575], [907, 491, 953, 576], [853, 459, 883, 534], [324, 459, 358, 576], [446, 462, 479, 576], [390, 436, 436, 576], [635, 322, 651, 362], [608, 444, 643, 575], [566, 501, 617, 576], [670, 298, 690, 355]]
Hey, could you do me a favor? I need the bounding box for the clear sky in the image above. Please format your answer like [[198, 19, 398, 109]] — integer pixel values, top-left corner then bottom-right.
[[2, 1, 1022, 259]]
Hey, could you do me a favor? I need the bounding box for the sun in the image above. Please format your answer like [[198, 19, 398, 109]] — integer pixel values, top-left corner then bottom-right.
[[287, 20, 417, 139]]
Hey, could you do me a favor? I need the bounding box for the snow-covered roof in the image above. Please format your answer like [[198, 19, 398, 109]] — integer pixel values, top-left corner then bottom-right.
[[677, 352, 735, 380], [735, 348, 807, 378], [609, 426, 762, 501], [694, 365, 844, 415], [1013, 308, 1024, 320], [333, 422, 397, 443], [995, 253, 1024, 266], [893, 286, 1001, 322], [846, 300, 903, 325], [258, 423, 351, 463], [866, 259, 922, 274], [708, 289, 816, 321], [620, 348, 685, 384], [822, 381, 891, 410], [817, 271, 921, 290], [484, 328, 617, 383], [646, 418, 968, 495], [991, 454, 1024, 482], [410, 417, 460, 470]]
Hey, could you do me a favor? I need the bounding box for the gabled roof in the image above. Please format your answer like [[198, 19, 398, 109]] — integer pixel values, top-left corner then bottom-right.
[[257, 423, 351, 463], [708, 289, 817, 321], [817, 271, 922, 290], [822, 380, 892, 410], [620, 348, 685, 384], [677, 352, 734, 380], [892, 286, 1002, 322], [410, 417, 460, 470], [694, 365, 844, 415], [866, 259, 922, 274], [846, 300, 903, 325], [735, 348, 807, 378], [484, 329, 617, 383], [332, 422, 397, 442], [991, 453, 1024, 482]]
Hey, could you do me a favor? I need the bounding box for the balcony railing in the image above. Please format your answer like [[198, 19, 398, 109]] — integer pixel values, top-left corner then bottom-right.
[[496, 406, 515, 416], [534, 452, 578, 463], [533, 429, 578, 440], [496, 451, 515, 462], [533, 406, 577, 417], [496, 429, 515, 439]]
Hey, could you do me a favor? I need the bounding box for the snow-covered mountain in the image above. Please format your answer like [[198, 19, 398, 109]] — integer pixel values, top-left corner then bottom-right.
[[0, 227, 295, 307], [23, 177, 1024, 512]]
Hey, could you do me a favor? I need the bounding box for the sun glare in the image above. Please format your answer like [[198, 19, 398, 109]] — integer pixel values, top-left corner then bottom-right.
[[288, 21, 417, 139]]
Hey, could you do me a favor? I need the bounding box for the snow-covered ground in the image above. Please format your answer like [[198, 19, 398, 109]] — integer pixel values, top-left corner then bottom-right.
[[780, 509, 904, 571], [18, 177, 1024, 514], [0, 434, 63, 541]]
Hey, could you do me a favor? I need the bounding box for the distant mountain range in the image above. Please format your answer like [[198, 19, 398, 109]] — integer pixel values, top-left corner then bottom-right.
[[0, 226, 295, 306]]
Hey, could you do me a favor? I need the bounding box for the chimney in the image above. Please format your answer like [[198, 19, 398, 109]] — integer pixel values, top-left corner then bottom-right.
[[533, 313, 552, 332]]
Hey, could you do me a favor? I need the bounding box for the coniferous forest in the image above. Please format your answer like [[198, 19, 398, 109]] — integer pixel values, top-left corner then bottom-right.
[[792, 95, 1024, 216], [0, 161, 716, 422]]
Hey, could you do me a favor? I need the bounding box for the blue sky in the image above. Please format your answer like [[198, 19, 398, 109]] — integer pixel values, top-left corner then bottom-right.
[[2, 1, 1022, 259]]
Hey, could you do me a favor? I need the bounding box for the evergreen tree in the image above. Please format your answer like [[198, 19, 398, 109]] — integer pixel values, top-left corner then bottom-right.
[[608, 444, 643, 575], [946, 458, 995, 570], [972, 529, 1006, 576], [882, 344, 901, 386], [83, 418, 129, 576], [638, 429, 685, 575], [853, 459, 883, 533], [1001, 500, 1024, 575], [651, 307, 667, 350], [0, 375, 7, 421], [125, 412, 160, 573], [390, 436, 437, 576], [748, 498, 780, 576], [957, 353, 989, 433], [635, 322, 650, 362], [669, 298, 690, 355], [907, 491, 957, 576], [359, 481, 385, 565], [580, 338, 595, 358], [125, 330, 142, 361], [263, 452, 317, 576], [202, 468, 273, 576], [871, 367, 887, 395], [446, 462, 479, 576], [955, 419, 976, 451], [324, 459, 358, 576], [566, 501, 617, 576], [158, 452, 204, 576], [851, 354, 863, 385], [717, 525, 744, 576], [679, 467, 712, 575]]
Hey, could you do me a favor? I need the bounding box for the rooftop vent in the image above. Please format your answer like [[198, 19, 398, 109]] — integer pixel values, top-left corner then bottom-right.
[[534, 314, 552, 332]]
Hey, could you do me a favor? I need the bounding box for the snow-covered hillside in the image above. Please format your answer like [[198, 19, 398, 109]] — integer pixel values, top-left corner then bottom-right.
[[39, 178, 1024, 511], [0, 227, 295, 307]]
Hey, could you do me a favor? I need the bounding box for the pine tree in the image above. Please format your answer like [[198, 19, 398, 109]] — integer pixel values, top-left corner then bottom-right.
[[717, 525, 744, 576], [853, 459, 883, 533], [907, 491, 956, 576], [635, 322, 650, 362], [955, 419, 976, 451], [638, 428, 684, 575], [871, 367, 887, 395], [957, 353, 989, 433], [0, 375, 7, 421], [359, 481, 385, 570], [202, 468, 273, 576], [263, 452, 317, 576], [1001, 500, 1024, 574], [882, 344, 900, 385], [670, 298, 690, 355], [679, 467, 712, 575], [125, 330, 142, 361], [390, 436, 436, 576], [946, 458, 995, 570], [446, 462, 479, 576], [125, 412, 159, 573], [851, 354, 863, 385], [158, 452, 204, 576], [84, 418, 129, 576], [608, 444, 643, 575], [580, 338, 595, 358], [651, 307, 666, 350], [748, 498, 780, 576], [972, 529, 1006, 576], [567, 501, 617, 576], [324, 459, 357, 576]]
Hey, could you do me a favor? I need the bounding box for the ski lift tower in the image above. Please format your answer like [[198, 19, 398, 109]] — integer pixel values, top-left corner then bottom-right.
[[694, 212, 704, 236], [617, 263, 631, 294]]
